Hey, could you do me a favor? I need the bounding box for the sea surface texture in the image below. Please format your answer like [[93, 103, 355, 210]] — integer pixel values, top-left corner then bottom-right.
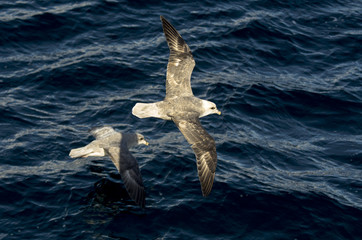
[[1, 0, 361, 239]]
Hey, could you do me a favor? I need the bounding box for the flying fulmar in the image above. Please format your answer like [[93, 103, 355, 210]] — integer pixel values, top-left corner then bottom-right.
[[69, 126, 149, 208], [132, 16, 220, 197]]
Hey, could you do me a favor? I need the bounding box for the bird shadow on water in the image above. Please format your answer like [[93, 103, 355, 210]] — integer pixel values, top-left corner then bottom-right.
[[84, 176, 145, 213]]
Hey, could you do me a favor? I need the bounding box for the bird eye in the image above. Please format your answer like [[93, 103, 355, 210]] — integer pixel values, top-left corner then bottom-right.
[[211, 107, 216, 110], [139, 137, 144, 140]]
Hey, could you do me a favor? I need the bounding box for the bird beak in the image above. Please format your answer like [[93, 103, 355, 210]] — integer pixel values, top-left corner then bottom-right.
[[217, 111, 221, 115], [145, 141, 149, 146]]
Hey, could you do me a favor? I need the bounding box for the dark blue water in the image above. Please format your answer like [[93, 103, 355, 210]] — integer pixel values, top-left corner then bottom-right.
[[1, 0, 361, 239]]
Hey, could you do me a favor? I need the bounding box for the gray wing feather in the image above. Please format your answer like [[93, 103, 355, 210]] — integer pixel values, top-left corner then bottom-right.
[[161, 16, 195, 98], [106, 147, 146, 208], [172, 114, 217, 197]]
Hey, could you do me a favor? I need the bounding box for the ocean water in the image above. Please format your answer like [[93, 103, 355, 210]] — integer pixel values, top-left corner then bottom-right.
[[1, 0, 361, 239]]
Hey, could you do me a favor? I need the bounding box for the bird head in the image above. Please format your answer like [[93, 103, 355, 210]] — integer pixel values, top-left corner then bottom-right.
[[136, 133, 149, 146], [200, 100, 221, 118]]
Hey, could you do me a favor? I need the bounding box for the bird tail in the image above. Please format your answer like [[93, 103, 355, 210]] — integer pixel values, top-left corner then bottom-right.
[[69, 145, 105, 158], [132, 102, 163, 119]]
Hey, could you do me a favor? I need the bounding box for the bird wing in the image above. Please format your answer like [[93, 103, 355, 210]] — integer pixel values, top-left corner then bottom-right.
[[106, 147, 146, 208], [172, 113, 217, 196], [90, 126, 117, 140], [161, 16, 195, 99]]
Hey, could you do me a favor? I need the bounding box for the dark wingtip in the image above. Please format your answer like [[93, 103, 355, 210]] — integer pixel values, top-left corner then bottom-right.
[[133, 193, 146, 208], [199, 167, 215, 197], [160, 15, 169, 27], [160, 15, 166, 22], [134, 187, 146, 208], [201, 186, 211, 197], [126, 186, 146, 208]]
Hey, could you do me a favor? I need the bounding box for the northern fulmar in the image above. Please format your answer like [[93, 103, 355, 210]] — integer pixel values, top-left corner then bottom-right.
[[132, 16, 221, 197], [69, 126, 149, 208]]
